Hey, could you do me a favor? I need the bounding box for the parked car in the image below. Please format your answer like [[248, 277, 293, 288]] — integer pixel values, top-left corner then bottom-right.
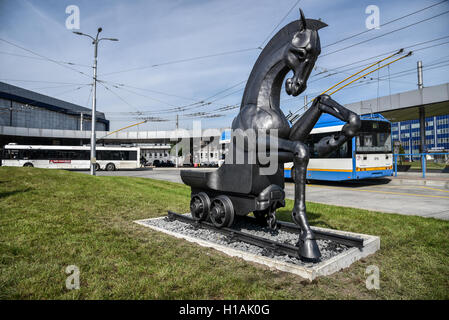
[[164, 160, 175, 167], [201, 161, 218, 168], [152, 159, 176, 167], [152, 160, 162, 167]]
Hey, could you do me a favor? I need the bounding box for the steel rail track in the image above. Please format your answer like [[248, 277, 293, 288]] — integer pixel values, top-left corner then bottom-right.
[[167, 210, 302, 258], [247, 217, 365, 248], [167, 211, 364, 259]]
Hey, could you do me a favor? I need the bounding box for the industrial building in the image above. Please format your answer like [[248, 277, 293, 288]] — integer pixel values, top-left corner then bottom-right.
[[0, 81, 109, 146]]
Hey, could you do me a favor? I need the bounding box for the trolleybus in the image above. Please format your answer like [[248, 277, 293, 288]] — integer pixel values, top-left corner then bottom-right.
[[284, 114, 393, 181], [1, 144, 141, 171]]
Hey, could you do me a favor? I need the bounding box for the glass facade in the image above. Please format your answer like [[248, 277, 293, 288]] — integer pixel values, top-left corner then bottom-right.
[[391, 114, 449, 153], [0, 97, 107, 131]]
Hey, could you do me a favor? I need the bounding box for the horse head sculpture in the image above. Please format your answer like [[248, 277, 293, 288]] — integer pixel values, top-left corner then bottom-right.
[[285, 10, 327, 96]]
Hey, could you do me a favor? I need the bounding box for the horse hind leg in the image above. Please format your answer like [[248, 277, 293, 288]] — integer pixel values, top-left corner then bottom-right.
[[274, 138, 321, 260], [290, 141, 321, 261]]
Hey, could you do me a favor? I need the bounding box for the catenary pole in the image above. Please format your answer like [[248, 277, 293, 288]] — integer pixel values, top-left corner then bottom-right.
[[73, 28, 118, 175]]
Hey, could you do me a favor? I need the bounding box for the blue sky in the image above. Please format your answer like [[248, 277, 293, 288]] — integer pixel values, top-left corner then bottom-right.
[[0, 0, 448, 131]]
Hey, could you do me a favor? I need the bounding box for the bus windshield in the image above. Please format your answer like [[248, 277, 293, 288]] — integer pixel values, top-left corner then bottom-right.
[[356, 121, 391, 153]]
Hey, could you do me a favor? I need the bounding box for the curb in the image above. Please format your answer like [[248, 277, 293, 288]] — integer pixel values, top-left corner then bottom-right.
[[388, 178, 449, 189]]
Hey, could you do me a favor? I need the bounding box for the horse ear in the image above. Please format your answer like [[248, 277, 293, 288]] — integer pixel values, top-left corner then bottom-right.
[[299, 8, 307, 31]]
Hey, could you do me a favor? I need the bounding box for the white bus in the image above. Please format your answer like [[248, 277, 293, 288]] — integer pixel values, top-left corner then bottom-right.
[[1, 144, 141, 171], [284, 114, 393, 181]]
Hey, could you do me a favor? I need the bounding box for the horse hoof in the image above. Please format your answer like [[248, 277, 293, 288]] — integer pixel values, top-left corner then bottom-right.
[[298, 238, 321, 261]]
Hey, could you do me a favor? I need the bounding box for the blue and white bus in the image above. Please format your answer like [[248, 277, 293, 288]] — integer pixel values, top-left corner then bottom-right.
[[284, 114, 393, 181]]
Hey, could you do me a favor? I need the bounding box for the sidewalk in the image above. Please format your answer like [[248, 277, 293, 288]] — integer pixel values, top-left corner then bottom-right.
[[389, 171, 449, 189]]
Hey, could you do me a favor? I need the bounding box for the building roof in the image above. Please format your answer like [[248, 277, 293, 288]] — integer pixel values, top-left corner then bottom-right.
[[0, 81, 108, 123], [344, 82, 449, 122]]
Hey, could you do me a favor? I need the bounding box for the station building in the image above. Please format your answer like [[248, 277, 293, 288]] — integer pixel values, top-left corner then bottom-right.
[[0, 81, 109, 146]]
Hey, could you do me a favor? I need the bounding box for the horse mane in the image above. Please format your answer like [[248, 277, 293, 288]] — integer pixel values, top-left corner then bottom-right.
[[255, 19, 328, 67]]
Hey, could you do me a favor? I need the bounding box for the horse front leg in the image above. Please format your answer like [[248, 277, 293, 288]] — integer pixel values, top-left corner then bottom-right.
[[289, 94, 361, 152], [314, 94, 361, 157]]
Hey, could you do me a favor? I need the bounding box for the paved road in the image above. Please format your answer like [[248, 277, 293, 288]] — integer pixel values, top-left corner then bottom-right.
[[89, 168, 449, 220]]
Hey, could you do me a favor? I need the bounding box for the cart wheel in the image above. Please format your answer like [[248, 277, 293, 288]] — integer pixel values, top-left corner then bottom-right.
[[210, 195, 234, 228], [190, 192, 211, 221]]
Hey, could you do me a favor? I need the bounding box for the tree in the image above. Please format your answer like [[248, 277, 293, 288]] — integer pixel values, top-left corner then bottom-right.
[[398, 145, 405, 165]]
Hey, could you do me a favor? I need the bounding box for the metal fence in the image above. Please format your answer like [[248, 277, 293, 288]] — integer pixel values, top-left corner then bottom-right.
[[393, 152, 449, 178]]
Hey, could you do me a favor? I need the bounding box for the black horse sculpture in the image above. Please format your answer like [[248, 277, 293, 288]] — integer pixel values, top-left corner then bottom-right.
[[181, 10, 361, 261]]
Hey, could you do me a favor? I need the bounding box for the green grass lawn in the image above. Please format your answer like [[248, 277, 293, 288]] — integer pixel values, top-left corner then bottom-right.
[[1, 167, 448, 299], [407, 161, 447, 170]]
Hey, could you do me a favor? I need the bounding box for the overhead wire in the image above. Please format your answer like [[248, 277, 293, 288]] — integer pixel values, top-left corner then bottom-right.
[[0, 51, 92, 68], [288, 51, 413, 120], [3, 2, 447, 132], [308, 37, 449, 86], [52, 84, 92, 97], [259, 0, 302, 47], [323, 0, 448, 48], [316, 35, 449, 74], [0, 38, 91, 79], [94, 0, 303, 126], [321, 10, 449, 57], [100, 48, 260, 76], [0, 79, 90, 85]]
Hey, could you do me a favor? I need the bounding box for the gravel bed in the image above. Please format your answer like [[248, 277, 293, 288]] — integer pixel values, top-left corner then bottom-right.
[[141, 215, 351, 267]]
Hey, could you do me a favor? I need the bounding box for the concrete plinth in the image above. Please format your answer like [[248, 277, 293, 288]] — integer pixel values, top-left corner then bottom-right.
[[135, 216, 380, 281]]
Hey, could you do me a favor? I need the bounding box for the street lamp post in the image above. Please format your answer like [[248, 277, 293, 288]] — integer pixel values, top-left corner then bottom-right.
[[73, 28, 118, 175]]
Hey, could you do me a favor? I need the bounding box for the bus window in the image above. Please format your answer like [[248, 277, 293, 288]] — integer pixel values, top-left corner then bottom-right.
[[7, 149, 19, 159], [73, 151, 89, 160], [129, 151, 137, 160], [356, 121, 392, 153], [97, 150, 137, 161]]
